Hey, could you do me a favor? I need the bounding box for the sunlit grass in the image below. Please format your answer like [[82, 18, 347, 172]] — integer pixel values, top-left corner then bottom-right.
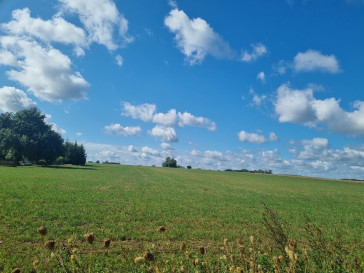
[[0, 164, 363, 272]]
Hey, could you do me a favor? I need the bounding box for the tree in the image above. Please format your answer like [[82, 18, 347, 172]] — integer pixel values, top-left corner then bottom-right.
[[64, 141, 87, 165], [187, 165, 192, 169], [0, 108, 64, 164], [162, 157, 177, 168]]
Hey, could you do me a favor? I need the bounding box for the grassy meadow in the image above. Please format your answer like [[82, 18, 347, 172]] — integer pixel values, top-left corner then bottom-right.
[[0, 164, 363, 272]]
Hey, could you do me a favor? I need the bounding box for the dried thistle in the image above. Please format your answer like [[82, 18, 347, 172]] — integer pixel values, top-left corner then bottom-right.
[[12, 268, 21, 273], [143, 251, 154, 261], [249, 235, 254, 245], [198, 246, 205, 255], [37, 226, 47, 236], [193, 258, 200, 266], [44, 240, 55, 250], [32, 259, 39, 268], [157, 226, 166, 232], [84, 233, 95, 244], [103, 238, 111, 248], [180, 265, 187, 272], [134, 256, 145, 264], [223, 238, 229, 247], [179, 242, 186, 251]]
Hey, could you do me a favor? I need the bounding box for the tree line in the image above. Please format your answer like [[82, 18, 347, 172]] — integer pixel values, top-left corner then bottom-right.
[[0, 108, 86, 166]]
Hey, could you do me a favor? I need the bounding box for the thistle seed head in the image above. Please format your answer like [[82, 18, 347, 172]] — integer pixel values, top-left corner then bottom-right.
[[44, 240, 55, 250], [104, 238, 111, 248], [143, 251, 154, 261], [37, 226, 47, 236], [198, 246, 205, 255], [84, 233, 95, 244], [157, 226, 166, 232]]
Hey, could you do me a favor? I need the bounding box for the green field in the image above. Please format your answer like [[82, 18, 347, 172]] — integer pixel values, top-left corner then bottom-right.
[[0, 164, 363, 272]]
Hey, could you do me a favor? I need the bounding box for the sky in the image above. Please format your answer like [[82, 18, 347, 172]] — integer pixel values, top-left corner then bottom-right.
[[1, 0, 364, 179]]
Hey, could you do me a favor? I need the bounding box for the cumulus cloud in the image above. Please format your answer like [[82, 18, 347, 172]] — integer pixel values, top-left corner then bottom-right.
[[0, 36, 89, 102], [128, 145, 136, 152], [0, 86, 36, 112], [238, 130, 279, 144], [122, 102, 216, 131], [238, 131, 266, 144], [152, 109, 177, 127], [104, 123, 141, 136], [148, 125, 178, 142], [164, 8, 234, 65], [275, 84, 364, 134], [178, 112, 217, 131], [294, 50, 340, 73], [2, 8, 87, 56], [141, 146, 160, 157], [241, 43, 267, 62], [161, 142, 174, 150], [59, 0, 133, 50], [122, 102, 156, 122]]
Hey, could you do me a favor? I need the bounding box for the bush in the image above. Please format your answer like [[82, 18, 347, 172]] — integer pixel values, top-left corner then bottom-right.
[[55, 156, 65, 165]]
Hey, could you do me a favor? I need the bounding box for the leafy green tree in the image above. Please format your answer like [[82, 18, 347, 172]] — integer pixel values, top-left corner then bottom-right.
[[162, 157, 177, 168], [0, 108, 64, 164], [64, 141, 87, 165]]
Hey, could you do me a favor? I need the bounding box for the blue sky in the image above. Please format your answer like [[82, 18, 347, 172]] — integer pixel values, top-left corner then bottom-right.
[[1, 0, 364, 179]]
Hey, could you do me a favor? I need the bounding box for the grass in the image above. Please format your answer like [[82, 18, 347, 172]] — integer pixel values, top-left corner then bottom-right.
[[0, 164, 363, 272]]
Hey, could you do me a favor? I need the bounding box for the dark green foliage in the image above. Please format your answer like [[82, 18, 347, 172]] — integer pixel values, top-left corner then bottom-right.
[[0, 108, 64, 164], [162, 157, 177, 168], [64, 141, 86, 165], [187, 165, 192, 169]]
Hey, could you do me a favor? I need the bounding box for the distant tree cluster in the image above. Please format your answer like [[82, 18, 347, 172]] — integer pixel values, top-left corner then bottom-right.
[[224, 168, 273, 174], [0, 108, 86, 166], [162, 157, 177, 168]]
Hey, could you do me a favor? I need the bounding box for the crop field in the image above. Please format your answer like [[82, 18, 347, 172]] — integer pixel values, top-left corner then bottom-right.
[[0, 164, 363, 272]]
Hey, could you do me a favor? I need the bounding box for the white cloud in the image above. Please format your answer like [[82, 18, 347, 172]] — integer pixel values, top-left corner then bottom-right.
[[241, 43, 267, 62], [128, 145, 136, 152], [238, 130, 279, 144], [115, 54, 123, 66], [257, 71, 265, 82], [141, 146, 160, 156], [161, 143, 174, 150], [178, 112, 217, 131], [190, 149, 202, 156], [84, 139, 364, 179], [2, 8, 87, 56], [168, 0, 178, 8], [238, 131, 266, 144], [294, 50, 340, 73], [59, 0, 133, 50], [104, 123, 141, 136], [76, 132, 82, 137], [269, 132, 279, 141], [164, 8, 234, 65], [122, 102, 156, 122], [148, 125, 178, 142], [275, 84, 364, 134], [205, 150, 224, 161], [0, 36, 89, 102], [122, 102, 216, 131], [44, 114, 67, 134], [152, 109, 177, 127], [0, 86, 36, 112]]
